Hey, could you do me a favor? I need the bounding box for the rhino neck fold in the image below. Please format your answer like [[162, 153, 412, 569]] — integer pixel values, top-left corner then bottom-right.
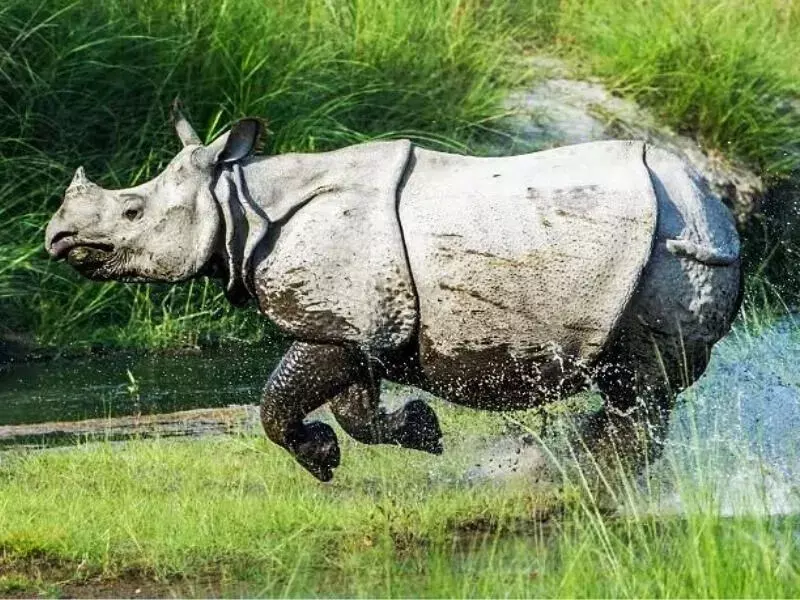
[[239, 139, 418, 353], [212, 163, 270, 301], [238, 149, 397, 223], [212, 150, 378, 303]]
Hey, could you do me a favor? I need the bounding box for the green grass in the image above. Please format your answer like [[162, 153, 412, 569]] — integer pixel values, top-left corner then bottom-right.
[[1, 0, 798, 350], [556, 0, 800, 177], [2, 312, 799, 597], [0, 415, 798, 597], [0, 0, 531, 349]]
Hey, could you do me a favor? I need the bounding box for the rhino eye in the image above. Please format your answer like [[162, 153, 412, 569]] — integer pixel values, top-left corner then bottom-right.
[[123, 207, 142, 222]]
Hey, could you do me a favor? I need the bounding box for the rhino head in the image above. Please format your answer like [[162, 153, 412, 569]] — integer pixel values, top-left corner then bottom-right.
[[45, 105, 263, 285]]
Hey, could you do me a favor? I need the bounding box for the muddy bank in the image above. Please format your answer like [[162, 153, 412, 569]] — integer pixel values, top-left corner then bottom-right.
[[0, 405, 260, 449]]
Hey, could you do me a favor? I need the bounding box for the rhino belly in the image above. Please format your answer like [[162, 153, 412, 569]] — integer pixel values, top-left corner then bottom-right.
[[397, 141, 657, 408]]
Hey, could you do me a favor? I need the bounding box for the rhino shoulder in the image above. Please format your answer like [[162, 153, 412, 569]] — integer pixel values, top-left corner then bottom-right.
[[252, 139, 418, 354]]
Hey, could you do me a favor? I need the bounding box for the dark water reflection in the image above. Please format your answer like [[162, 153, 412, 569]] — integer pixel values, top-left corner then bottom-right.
[[0, 347, 279, 426]]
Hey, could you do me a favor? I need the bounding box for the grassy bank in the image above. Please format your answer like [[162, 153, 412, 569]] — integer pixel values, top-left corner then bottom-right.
[[1, 0, 798, 350], [0, 420, 798, 597], [558, 0, 800, 177]]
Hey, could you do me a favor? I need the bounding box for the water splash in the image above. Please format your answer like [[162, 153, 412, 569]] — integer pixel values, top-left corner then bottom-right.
[[451, 315, 800, 518], [652, 314, 800, 516]]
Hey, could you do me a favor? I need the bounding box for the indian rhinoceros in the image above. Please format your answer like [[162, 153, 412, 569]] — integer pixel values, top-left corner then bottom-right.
[[45, 106, 742, 481]]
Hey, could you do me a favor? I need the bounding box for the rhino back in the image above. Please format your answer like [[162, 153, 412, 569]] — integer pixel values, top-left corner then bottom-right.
[[398, 140, 657, 397]]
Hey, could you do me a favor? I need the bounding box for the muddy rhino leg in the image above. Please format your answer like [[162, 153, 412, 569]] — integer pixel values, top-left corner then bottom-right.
[[582, 360, 676, 476], [331, 388, 443, 455], [580, 331, 709, 478], [262, 342, 443, 481], [261, 341, 357, 482], [329, 360, 443, 455]]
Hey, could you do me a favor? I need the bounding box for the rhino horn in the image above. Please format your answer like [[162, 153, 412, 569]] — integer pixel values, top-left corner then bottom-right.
[[171, 97, 202, 147], [68, 166, 91, 190]]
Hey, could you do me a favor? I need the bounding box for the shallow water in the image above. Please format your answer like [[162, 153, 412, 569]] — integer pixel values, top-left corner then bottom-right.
[[655, 315, 800, 515], [0, 346, 278, 426]]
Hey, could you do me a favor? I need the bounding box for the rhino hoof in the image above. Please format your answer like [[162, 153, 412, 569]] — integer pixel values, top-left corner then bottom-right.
[[397, 399, 443, 455], [294, 421, 341, 482]]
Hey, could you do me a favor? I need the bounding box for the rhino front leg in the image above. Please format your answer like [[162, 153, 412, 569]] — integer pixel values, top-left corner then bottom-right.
[[261, 342, 442, 481], [261, 341, 357, 481]]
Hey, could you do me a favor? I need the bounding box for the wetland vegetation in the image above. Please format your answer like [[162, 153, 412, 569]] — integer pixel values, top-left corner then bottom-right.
[[1, 0, 799, 596], [1, 395, 799, 597]]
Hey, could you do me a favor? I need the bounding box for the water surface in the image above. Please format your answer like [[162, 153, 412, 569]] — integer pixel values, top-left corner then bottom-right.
[[0, 346, 279, 426]]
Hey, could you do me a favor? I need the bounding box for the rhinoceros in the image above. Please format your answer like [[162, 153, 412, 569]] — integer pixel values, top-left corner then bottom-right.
[[45, 106, 742, 481]]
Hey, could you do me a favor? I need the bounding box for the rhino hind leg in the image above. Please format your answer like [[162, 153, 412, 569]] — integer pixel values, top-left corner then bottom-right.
[[330, 375, 443, 455], [579, 315, 713, 479], [580, 359, 677, 477]]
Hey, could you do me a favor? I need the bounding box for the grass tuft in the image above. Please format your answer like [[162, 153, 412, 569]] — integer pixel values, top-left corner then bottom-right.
[[555, 0, 800, 178]]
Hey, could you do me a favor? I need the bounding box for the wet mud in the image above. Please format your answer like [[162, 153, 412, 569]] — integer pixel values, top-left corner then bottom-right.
[[0, 405, 260, 449]]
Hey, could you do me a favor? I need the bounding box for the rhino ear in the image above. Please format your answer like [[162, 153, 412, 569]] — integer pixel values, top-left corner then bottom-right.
[[171, 98, 202, 147], [193, 118, 266, 169], [217, 118, 265, 164]]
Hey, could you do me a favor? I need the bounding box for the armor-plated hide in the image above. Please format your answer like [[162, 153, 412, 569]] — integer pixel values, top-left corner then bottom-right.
[[237, 141, 418, 354], [44, 118, 743, 481], [223, 139, 739, 406], [399, 141, 657, 371]]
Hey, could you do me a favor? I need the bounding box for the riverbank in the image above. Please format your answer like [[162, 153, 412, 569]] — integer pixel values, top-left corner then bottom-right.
[[1, 429, 798, 597], [2, 313, 800, 596], [0, 0, 798, 351], [0, 405, 259, 448]]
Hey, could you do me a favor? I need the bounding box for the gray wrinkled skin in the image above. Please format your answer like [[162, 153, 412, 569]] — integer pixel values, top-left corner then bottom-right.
[[45, 108, 742, 481]]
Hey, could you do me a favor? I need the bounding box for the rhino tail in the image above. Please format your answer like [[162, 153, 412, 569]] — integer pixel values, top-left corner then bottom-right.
[[665, 239, 739, 266]]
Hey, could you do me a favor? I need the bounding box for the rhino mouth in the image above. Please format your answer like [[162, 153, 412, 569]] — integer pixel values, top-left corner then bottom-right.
[[65, 243, 115, 269], [50, 235, 116, 271], [50, 232, 114, 262]]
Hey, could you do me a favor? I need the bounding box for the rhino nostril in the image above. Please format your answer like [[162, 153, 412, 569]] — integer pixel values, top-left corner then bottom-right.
[[123, 207, 142, 221], [50, 231, 76, 247]]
